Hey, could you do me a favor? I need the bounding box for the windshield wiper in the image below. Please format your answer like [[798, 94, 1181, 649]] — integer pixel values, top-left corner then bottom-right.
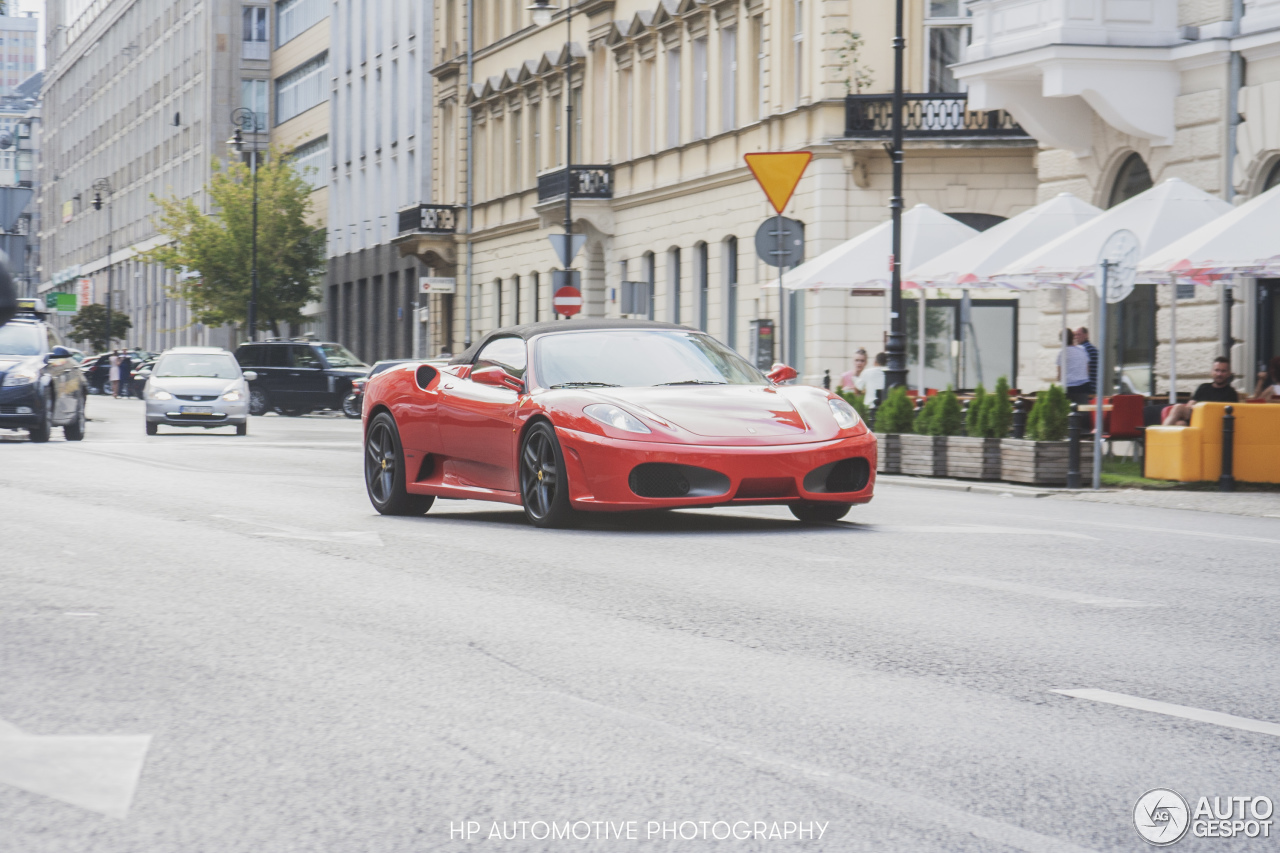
[[549, 381, 621, 389], [654, 380, 727, 386]]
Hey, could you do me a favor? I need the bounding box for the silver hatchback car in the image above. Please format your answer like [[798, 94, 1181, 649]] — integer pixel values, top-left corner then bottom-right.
[[142, 347, 257, 435]]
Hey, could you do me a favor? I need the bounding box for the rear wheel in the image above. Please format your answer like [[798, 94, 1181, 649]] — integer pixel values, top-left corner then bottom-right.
[[789, 502, 852, 523], [64, 395, 86, 441], [519, 421, 577, 528], [235, 423, 248, 436], [364, 412, 434, 516], [146, 422, 158, 436], [342, 393, 362, 418], [248, 387, 270, 416]]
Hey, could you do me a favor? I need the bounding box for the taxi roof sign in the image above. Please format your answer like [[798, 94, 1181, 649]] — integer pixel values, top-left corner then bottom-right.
[[744, 152, 813, 215], [15, 297, 46, 315]]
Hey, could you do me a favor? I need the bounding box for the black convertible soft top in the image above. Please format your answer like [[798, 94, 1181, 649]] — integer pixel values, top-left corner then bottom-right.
[[449, 319, 689, 366]]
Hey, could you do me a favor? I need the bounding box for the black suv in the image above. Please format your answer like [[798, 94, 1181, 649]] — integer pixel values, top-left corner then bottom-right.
[[234, 340, 368, 417], [0, 300, 87, 441]]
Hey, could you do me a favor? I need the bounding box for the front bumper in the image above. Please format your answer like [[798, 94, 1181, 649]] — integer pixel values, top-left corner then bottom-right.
[[555, 426, 877, 511], [0, 383, 42, 427], [146, 398, 248, 426]]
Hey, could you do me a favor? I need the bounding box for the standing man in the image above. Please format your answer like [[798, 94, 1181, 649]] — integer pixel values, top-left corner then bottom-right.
[[855, 352, 888, 407], [1074, 327, 1098, 396], [1058, 329, 1091, 404]]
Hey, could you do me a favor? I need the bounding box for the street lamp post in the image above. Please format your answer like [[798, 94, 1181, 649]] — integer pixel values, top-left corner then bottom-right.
[[529, 0, 574, 316], [229, 108, 262, 342], [91, 178, 114, 350], [884, 0, 908, 392]]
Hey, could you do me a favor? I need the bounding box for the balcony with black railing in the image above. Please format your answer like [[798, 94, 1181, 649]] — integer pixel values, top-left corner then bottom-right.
[[844, 93, 1029, 140], [537, 165, 614, 203], [397, 203, 458, 235]]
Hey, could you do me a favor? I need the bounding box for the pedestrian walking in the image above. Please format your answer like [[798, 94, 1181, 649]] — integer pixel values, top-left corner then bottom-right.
[[1074, 327, 1098, 396], [108, 350, 123, 398], [1058, 330, 1091, 404], [118, 350, 134, 397]]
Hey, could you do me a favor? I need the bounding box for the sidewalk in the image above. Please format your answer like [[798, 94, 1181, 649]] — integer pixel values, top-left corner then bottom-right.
[[877, 474, 1280, 518]]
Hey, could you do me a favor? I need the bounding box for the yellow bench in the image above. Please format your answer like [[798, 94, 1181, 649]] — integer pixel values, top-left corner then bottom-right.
[[1145, 402, 1280, 483]]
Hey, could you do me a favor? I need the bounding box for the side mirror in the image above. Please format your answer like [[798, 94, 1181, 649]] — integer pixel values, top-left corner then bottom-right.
[[767, 363, 798, 384], [242, 370, 258, 382], [472, 365, 524, 393], [49, 345, 73, 360]]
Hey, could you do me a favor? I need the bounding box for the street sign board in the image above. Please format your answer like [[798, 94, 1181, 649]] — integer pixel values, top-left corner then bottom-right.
[[45, 292, 77, 315], [419, 276, 456, 294], [547, 233, 587, 268], [754, 217, 804, 268], [744, 152, 812, 214], [1096, 229, 1140, 304], [553, 285, 583, 317], [78, 278, 93, 308]]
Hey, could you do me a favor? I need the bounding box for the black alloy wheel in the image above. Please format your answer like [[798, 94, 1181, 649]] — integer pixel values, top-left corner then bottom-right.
[[364, 412, 434, 516], [28, 391, 52, 443], [342, 393, 362, 419], [519, 421, 576, 528], [789, 501, 853, 523], [248, 387, 270, 416], [64, 394, 86, 441]]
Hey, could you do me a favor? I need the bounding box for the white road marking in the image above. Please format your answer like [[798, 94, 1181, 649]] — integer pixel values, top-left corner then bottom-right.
[[63, 612, 100, 618], [873, 524, 1097, 540], [932, 575, 1162, 608], [1005, 513, 1280, 546], [212, 515, 383, 546], [1052, 689, 1280, 737], [552, 693, 1098, 853], [0, 719, 151, 819]]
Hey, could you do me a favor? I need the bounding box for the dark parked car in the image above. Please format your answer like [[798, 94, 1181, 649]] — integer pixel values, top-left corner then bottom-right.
[[0, 300, 87, 442], [234, 340, 369, 416]]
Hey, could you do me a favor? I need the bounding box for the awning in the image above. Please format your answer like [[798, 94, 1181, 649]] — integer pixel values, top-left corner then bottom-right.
[[1137, 182, 1280, 281]]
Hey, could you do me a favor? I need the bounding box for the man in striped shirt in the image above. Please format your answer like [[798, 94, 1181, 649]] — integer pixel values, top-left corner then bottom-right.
[[1074, 327, 1098, 396]]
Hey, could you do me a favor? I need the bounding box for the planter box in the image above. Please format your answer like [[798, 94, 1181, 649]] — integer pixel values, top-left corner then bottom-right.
[[899, 434, 947, 477], [1000, 438, 1093, 486], [875, 433, 901, 475], [947, 436, 1002, 480]]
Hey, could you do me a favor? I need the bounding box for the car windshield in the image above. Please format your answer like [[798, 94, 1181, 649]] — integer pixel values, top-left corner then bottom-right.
[[154, 353, 241, 379], [319, 344, 367, 369], [535, 330, 766, 388], [0, 324, 42, 356]]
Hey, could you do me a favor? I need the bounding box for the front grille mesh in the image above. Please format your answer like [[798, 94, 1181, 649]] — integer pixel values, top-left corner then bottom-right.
[[629, 464, 690, 498]]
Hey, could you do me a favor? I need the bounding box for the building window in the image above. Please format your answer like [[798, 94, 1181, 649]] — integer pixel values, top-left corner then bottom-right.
[[792, 0, 803, 105], [243, 6, 268, 42], [925, 0, 970, 93], [275, 52, 329, 125], [241, 78, 268, 131], [1108, 153, 1153, 208], [724, 237, 738, 348], [644, 252, 656, 320], [512, 107, 522, 189], [276, 0, 327, 46], [720, 26, 737, 132], [618, 66, 633, 161], [692, 37, 707, 140], [751, 16, 764, 121], [696, 242, 709, 331], [530, 101, 541, 174], [643, 56, 657, 155], [668, 247, 682, 324], [571, 86, 583, 163], [290, 136, 329, 190], [551, 95, 562, 167]]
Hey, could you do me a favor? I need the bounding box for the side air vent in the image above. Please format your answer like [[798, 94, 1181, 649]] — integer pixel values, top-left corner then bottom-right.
[[415, 365, 438, 390], [628, 463, 730, 499], [803, 458, 871, 494]]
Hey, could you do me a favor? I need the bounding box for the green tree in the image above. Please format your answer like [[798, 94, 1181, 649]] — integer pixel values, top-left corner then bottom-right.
[[966, 384, 988, 437], [69, 303, 133, 352], [140, 149, 324, 336], [832, 28, 875, 94], [1026, 384, 1070, 441], [874, 386, 916, 434], [935, 387, 963, 436], [981, 375, 1014, 439]]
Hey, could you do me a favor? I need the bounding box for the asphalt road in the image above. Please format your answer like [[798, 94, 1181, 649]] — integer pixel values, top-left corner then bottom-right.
[[2, 396, 1278, 852]]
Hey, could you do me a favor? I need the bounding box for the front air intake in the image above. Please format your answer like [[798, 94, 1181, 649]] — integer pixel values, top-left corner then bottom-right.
[[629, 463, 730, 499], [803, 458, 871, 494]]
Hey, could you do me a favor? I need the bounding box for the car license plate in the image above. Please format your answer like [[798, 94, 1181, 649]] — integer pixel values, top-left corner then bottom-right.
[[181, 406, 214, 415]]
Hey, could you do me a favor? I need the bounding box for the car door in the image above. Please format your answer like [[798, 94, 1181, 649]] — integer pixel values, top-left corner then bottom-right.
[[438, 337, 527, 492], [287, 345, 329, 410], [45, 326, 74, 421]]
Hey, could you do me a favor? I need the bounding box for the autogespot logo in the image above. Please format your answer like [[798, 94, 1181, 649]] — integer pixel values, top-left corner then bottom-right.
[[1135, 789, 1191, 846]]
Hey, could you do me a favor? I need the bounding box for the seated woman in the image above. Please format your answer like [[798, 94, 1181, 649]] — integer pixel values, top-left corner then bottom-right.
[[1250, 356, 1280, 402]]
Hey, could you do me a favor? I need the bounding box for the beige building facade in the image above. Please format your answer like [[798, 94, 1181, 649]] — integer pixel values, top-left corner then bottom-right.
[[412, 0, 1040, 387]]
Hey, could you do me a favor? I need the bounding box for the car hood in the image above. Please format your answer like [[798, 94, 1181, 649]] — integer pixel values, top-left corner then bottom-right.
[[0, 356, 36, 374], [595, 385, 811, 438], [149, 377, 242, 396]]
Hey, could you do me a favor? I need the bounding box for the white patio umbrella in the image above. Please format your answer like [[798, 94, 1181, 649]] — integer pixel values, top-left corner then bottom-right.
[[774, 204, 977, 390], [996, 178, 1231, 400], [1137, 181, 1280, 402]]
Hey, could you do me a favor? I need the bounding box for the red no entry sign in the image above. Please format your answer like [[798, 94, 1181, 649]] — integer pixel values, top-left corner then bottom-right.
[[553, 286, 583, 317]]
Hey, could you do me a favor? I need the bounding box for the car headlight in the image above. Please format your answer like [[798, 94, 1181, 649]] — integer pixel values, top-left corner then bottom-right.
[[221, 389, 243, 402], [828, 397, 861, 430], [583, 403, 651, 434], [148, 389, 173, 401], [2, 366, 37, 387]]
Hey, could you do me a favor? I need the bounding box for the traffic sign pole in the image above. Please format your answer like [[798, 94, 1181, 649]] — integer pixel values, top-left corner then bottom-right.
[[1093, 261, 1110, 490], [744, 152, 811, 370]]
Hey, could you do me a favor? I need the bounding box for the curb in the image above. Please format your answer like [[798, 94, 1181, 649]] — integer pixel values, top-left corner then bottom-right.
[[875, 474, 1095, 499]]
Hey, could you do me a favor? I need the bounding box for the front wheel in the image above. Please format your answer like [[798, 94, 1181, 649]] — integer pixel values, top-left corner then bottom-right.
[[235, 423, 248, 436], [28, 392, 52, 443], [519, 421, 577, 528], [342, 393, 362, 419], [364, 412, 434, 516], [789, 502, 852, 523], [248, 387, 270, 416], [64, 395, 86, 441]]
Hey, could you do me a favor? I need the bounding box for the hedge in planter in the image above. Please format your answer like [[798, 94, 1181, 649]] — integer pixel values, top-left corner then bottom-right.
[[949, 381, 1004, 480], [871, 386, 914, 475], [1001, 384, 1090, 485], [901, 388, 961, 477]]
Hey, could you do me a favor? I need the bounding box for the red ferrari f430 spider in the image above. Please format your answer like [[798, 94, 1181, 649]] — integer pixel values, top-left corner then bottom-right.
[[362, 320, 876, 527]]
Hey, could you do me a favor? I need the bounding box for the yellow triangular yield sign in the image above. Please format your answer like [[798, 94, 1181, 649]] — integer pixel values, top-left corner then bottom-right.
[[744, 151, 813, 214]]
